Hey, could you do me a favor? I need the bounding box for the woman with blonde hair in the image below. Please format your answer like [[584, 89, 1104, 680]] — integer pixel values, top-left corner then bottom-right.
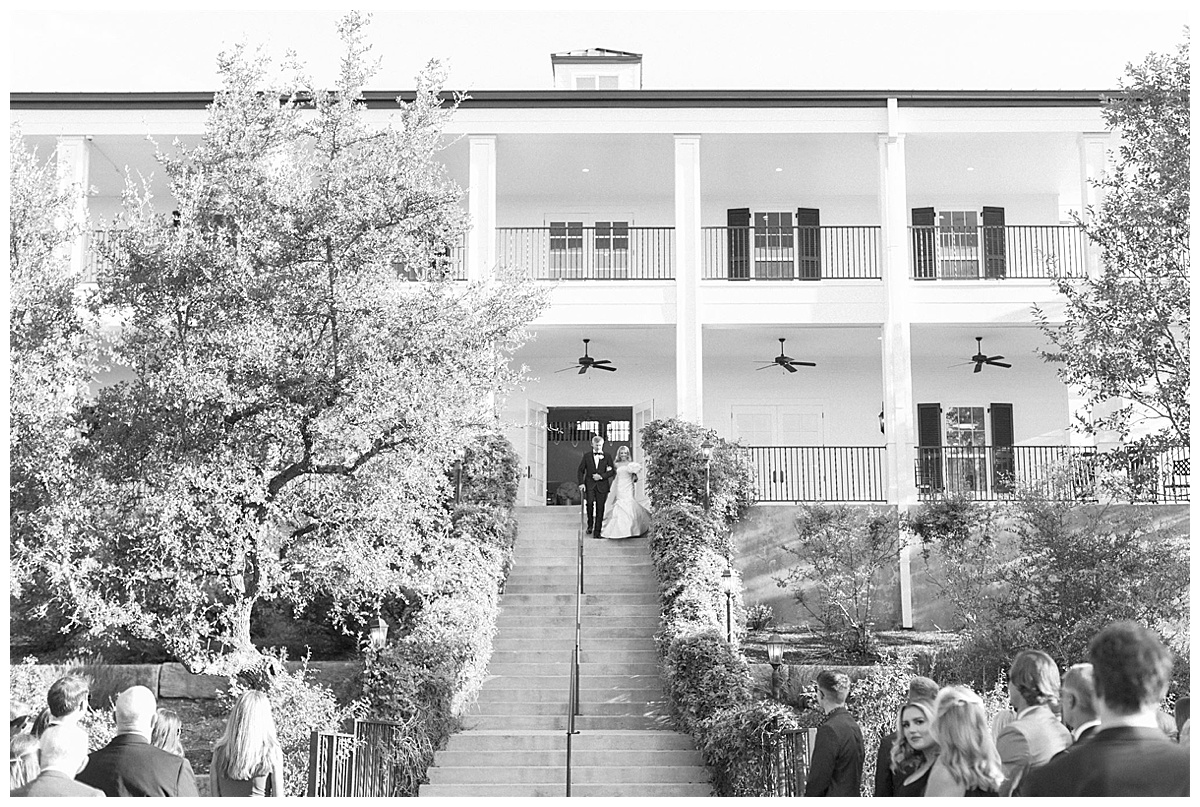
[[151, 708, 184, 757], [888, 700, 939, 796], [9, 733, 40, 791], [925, 686, 1004, 797], [210, 691, 284, 797]]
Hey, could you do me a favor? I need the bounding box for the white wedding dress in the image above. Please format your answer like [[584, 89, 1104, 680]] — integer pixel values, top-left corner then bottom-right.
[[601, 462, 653, 539]]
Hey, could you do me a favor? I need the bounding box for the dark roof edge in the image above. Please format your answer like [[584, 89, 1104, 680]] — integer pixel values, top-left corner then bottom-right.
[[10, 89, 1116, 111]]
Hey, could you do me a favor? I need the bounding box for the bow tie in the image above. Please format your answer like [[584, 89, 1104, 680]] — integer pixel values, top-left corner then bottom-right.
[[594, 453, 603, 458]]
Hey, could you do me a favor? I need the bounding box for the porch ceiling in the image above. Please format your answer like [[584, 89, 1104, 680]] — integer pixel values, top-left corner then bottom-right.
[[910, 324, 1057, 369], [905, 132, 1081, 198], [496, 134, 675, 201]]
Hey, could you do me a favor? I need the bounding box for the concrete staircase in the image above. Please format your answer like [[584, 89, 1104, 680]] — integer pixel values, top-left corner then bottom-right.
[[420, 506, 711, 797]]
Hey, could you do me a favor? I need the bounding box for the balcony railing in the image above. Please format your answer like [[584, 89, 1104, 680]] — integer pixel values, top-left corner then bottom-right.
[[746, 446, 888, 503], [497, 227, 675, 280], [915, 445, 1190, 503], [702, 226, 881, 281], [909, 225, 1088, 280], [84, 229, 468, 283]]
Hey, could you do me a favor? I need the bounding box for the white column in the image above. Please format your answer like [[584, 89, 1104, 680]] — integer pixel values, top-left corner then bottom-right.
[[55, 136, 91, 278], [1078, 133, 1111, 277], [879, 109, 918, 628], [468, 135, 497, 281], [674, 135, 703, 424]]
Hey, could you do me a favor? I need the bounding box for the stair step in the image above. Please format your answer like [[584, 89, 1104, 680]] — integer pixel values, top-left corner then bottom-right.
[[572, 731, 699, 751], [433, 748, 702, 767], [575, 714, 674, 730], [426, 763, 707, 785], [571, 782, 713, 797], [480, 674, 662, 690], [477, 686, 661, 703], [439, 731, 565, 752], [486, 663, 661, 676], [420, 782, 568, 797]]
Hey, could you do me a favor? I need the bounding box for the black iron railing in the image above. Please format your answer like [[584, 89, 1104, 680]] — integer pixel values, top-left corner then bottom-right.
[[746, 446, 887, 502], [914, 445, 1190, 503], [762, 728, 816, 796], [565, 500, 585, 796], [498, 226, 675, 280], [909, 225, 1088, 280], [702, 226, 881, 280], [307, 729, 355, 797]]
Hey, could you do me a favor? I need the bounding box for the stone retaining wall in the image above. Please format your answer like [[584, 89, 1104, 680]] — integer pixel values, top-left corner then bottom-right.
[[18, 660, 360, 700]]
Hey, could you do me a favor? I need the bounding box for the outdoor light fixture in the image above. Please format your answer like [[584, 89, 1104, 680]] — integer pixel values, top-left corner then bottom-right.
[[368, 614, 390, 651], [452, 454, 464, 503], [775, 167, 783, 172], [767, 635, 785, 667], [879, 406, 886, 435], [701, 439, 714, 513], [721, 566, 734, 644], [767, 634, 785, 700], [581, 168, 590, 173]]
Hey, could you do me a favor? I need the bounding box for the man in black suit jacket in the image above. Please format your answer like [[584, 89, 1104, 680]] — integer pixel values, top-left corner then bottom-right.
[[12, 724, 105, 797], [577, 435, 616, 540], [1023, 622, 1189, 797], [805, 670, 864, 797], [76, 686, 198, 797]]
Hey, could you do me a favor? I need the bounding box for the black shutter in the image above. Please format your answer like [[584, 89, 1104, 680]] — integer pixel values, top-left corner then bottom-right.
[[796, 207, 821, 280], [917, 403, 943, 493], [990, 403, 1015, 493], [727, 208, 751, 280], [911, 207, 936, 280], [982, 206, 1007, 279]]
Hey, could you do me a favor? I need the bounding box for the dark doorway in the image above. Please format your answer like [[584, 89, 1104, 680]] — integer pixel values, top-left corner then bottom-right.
[[545, 406, 634, 505]]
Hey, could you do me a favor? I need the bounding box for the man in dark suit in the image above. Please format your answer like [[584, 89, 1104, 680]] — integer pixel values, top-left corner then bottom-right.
[[805, 670, 864, 797], [12, 724, 105, 797], [873, 676, 939, 796], [1023, 621, 1190, 797], [76, 686, 198, 797], [577, 435, 616, 540]]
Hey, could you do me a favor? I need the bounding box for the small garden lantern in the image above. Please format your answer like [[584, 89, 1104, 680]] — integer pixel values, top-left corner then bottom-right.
[[767, 633, 786, 700], [368, 614, 390, 651], [452, 454, 464, 503], [720, 566, 734, 644]]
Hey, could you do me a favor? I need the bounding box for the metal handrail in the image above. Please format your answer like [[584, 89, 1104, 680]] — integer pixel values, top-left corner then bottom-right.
[[565, 500, 585, 796]]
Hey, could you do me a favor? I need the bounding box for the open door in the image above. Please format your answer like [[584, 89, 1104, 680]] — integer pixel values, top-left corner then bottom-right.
[[524, 399, 549, 506], [632, 399, 655, 501]]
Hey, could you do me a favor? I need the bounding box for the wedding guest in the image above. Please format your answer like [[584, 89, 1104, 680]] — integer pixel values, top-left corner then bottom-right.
[[46, 675, 89, 728], [1155, 709, 1179, 741], [1022, 621, 1190, 796], [1058, 663, 1101, 748], [210, 690, 285, 797], [29, 708, 52, 739], [804, 671, 864, 797], [10, 733, 40, 791], [995, 649, 1071, 795], [76, 686, 198, 797], [10, 701, 33, 737], [11, 725, 103, 797], [874, 676, 939, 796], [925, 686, 1004, 796], [151, 709, 184, 757], [886, 699, 938, 796]]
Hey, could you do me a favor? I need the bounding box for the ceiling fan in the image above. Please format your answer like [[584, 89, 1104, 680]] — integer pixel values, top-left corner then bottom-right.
[[958, 336, 1012, 373], [756, 338, 816, 374], [556, 338, 616, 375]]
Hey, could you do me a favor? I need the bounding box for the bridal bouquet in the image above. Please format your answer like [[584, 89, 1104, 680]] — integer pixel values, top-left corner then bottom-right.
[[625, 462, 643, 474]]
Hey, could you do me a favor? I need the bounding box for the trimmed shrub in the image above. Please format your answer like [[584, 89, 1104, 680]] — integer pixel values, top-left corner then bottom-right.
[[700, 700, 801, 796], [457, 430, 520, 509], [662, 630, 753, 734]]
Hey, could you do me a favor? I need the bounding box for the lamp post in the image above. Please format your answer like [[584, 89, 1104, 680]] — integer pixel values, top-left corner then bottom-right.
[[720, 566, 734, 644], [767, 634, 786, 700], [701, 438, 714, 513], [452, 454, 464, 504], [367, 614, 390, 652]]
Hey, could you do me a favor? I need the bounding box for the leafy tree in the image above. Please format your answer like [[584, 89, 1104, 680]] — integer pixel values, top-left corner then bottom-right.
[[21, 14, 545, 674], [9, 123, 97, 621], [1034, 34, 1189, 453]]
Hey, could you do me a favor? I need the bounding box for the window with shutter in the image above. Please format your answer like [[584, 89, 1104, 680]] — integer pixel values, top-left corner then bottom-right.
[[911, 207, 937, 279], [727, 208, 751, 280], [981, 207, 1007, 278], [796, 207, 821, 280], [990, 402, 1015, 492], [916, 403, 944, 493]]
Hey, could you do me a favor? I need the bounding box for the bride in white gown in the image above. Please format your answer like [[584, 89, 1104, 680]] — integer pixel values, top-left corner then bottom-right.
[[600, 446, 653, 540]]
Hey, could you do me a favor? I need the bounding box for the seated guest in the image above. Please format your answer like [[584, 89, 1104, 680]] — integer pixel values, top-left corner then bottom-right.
[[874, 676, 939, 796], [1022, 621, 1190, 796], [925, 686, 1004, 796], [151, 709, 184, 757], [46, 675, 89, 728], [886, 699, 938, 796], [211, 690, 285, 797], [11, 725, 104, 797], [10, 733, 40, 791], [75, 686, 198, 797], [803, 671, 864, 797], [996, 649, 1072, 795], [1058, 663, 1101, 749]]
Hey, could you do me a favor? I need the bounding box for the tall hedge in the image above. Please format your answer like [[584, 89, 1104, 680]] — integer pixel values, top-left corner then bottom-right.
[[643, 418, 800, 796]]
